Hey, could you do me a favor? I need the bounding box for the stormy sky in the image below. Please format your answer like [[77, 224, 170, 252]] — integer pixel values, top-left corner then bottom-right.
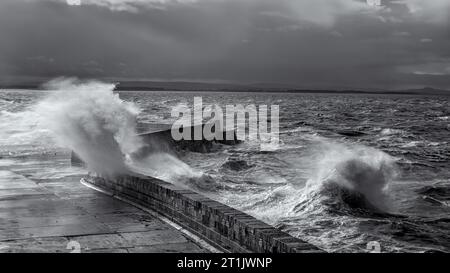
[[0, 0, 449, 90]]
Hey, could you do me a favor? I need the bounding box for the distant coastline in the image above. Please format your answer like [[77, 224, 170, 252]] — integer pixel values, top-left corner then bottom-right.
[[1, 81, 449, 96]]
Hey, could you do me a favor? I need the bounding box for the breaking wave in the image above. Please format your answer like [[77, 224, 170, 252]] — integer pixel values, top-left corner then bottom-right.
[[295, 143, 399, 215], [35, 78, 198, 180], [36, 78, 144, 177]]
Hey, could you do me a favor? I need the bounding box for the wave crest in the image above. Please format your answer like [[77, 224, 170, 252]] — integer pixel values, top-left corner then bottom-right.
[[297, 143, 399, 214], [36, 78, 144, 177]]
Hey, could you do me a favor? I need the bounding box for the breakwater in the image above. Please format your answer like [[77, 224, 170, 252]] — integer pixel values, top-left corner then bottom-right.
[[75, 124, 324, 253], [84, 173, 324, 253]]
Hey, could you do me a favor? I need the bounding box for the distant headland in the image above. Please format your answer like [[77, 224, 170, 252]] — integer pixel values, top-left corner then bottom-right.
[[1, 80, 449, 96]]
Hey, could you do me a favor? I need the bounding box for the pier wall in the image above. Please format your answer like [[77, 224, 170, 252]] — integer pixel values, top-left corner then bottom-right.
[[75, 123, 323, 253], [138, 124, 240, 154], [84, 174, 324, 253], [71, 124, 240, 165]]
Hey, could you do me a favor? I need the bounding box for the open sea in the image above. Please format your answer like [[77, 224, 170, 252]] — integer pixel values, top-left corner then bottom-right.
[[1, 87, 449, 253]]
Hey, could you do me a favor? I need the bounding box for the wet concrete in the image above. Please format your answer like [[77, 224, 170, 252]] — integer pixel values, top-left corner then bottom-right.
[[0, 170, 210, 253], [86, 174, 325, 253]]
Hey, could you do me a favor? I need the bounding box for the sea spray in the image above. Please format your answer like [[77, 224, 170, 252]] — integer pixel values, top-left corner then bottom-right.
[[36, 77, 201, 181], [36, 78, 144, 177], [127, 152, 204, 185], [301, 142, 399, 212]]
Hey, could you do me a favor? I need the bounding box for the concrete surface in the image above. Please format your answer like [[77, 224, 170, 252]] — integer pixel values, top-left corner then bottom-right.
[[86, 174, 325, 253], [0, 170, 210, 253]]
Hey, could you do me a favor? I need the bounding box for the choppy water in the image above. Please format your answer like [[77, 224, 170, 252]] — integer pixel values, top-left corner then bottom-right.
[[1, 88, 449, 253]]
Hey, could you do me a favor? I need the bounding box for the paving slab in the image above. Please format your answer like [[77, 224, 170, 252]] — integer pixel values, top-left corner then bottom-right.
[[0, 169, 210, 253], [120, 230, 189, 246], [128, 242, 208, 253]]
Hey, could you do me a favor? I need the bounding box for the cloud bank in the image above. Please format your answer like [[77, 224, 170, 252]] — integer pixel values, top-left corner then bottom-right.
[[0, 0, 449, 89]]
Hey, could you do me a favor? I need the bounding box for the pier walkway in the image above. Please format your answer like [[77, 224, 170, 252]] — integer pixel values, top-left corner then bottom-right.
[[0, 169, 211, 253]]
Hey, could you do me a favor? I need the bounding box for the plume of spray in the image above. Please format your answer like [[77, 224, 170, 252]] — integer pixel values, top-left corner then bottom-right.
[[305, 142, 399, 211], [36, 78, 144, 177]]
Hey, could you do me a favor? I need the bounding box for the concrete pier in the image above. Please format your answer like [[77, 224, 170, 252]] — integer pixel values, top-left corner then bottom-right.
[[0, 170, 211, 253], [70, 124, 324, 253], [137, 123, 240, 154], [85, 174, 324, 253], [0, 124, 322, 253]]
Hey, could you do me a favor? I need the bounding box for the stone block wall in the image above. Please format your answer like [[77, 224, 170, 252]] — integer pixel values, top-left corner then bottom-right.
[[84, 174, 324, 253]]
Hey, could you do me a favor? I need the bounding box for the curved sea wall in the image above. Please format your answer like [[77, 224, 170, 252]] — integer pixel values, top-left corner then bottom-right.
[[75, 124, 324, 253], [84, 173, 324, 253], [138, 124, 240, 154], [71, 124, 238, 166]]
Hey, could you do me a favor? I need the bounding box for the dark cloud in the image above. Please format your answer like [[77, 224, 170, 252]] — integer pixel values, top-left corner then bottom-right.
[[0, 0, 449, 89]]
